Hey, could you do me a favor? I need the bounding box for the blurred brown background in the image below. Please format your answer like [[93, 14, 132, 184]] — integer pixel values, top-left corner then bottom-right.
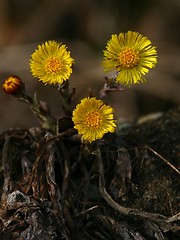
[[0, 0, 180, 132]]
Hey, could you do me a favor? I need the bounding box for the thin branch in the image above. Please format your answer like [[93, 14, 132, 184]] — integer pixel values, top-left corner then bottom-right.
[[166, 212, 180, 223], [59, 141, 75, 231], [75, 205, 99, 217], [95, 146, 170, 224], [146, 145, 180, 175], [45, 138, 69, 238], [2, 136, 12, 200]]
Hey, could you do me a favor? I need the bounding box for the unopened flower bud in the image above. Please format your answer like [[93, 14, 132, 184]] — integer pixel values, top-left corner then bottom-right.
[[2, 75, 22, 94]]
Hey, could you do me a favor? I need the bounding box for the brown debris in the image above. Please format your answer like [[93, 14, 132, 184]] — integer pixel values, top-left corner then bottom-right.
[[0, 107, 180, 239]]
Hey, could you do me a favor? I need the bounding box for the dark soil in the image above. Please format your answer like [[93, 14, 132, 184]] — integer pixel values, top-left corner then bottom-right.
[[0, 107, 179, 240]]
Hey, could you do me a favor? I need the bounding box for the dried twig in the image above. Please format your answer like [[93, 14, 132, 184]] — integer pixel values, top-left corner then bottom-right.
[[59, 141, 75, 231], [26, 143, 45, 198], [2, 135, 12, 200], [146, 145, 180, 175], [166, 212, 180, 223], [45, 139, 69, 238], [75, 205, 99, 217], [95, 146, 172, 224], [26, 129, 74, 197]]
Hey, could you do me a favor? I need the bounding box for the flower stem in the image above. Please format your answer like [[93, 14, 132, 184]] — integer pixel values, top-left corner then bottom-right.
[[16, 91, 56, 133]]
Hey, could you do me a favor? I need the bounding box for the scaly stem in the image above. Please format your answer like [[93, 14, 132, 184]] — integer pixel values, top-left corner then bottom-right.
[[16, 91, 56, 132]]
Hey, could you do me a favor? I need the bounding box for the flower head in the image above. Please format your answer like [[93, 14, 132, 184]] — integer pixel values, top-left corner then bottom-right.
[[72, 97, 116, 142], [102, 31, 157, 85], [2, 75, 22, 94], [30, 41, 74, 85]]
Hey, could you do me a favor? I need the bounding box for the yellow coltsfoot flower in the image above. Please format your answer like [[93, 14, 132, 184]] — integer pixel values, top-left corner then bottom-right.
[[2, 75, 22, 94], [72, 97, 116, 142], [30, 41, 74, 85], [102, 31, 158, 85]]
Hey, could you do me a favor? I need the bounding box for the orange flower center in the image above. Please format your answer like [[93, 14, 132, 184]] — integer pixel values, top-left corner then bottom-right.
[[119, 48, 139, 68], [85, 111, 102, 128], [45, 58, 62, 73]]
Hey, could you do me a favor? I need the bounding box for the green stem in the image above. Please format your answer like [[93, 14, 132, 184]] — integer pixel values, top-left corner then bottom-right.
[[16, 91, 56, 133]]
